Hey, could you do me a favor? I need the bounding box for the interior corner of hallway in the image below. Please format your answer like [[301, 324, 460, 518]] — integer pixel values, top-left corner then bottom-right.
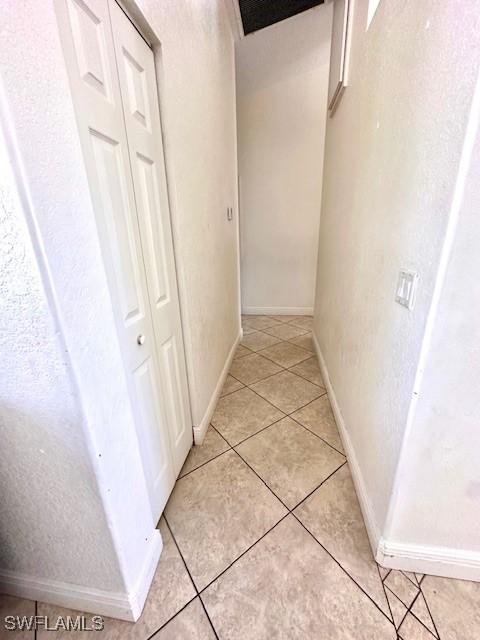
[[236, 2, 333, 316]]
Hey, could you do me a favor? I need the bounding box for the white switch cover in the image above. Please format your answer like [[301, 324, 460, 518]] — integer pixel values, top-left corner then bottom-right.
[[396, 269, 418, 310]]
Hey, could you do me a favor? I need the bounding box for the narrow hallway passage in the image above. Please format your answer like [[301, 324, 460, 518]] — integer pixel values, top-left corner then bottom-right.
[[152, 315, 479, 639], [2, 315, 479, 638]]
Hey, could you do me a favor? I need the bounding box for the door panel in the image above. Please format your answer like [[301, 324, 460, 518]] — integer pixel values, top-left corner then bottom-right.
[[135, 153, 170, 307], [89, 129, 147, 326], [133, 357, 172, 513], [56, 0, 176, 521], [109, 0, 192, 476]]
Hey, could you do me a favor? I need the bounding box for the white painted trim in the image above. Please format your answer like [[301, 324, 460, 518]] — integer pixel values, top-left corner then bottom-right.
[[312, 331, 381, 553], [313, 332, 480, 581], [376, 539, 480, 582], [128, 531, 163, 620], [0, 534, 162, 621], [242, 306, 314, 316], [193, 332, 241, 445]]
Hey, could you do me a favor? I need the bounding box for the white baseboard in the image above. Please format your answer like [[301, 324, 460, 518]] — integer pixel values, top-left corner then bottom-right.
[[0, 533, 162, 621], [193, 332, 241, 445], [313, 331, 480, 583], [312, 332, 381, 553], [128, 532, 163, 620], [242, 306, 313, 316], [376, 539, 480, 582]]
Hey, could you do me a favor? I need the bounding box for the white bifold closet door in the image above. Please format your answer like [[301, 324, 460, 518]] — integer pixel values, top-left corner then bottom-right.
[[56, 0, 192, 522]]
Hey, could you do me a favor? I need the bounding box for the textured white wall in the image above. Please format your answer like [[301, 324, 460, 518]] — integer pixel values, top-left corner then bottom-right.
[[0, 0, 161, 614], [387, 76, 480, 559], [135, 0, 241, 428], [236, 5, 332, 314], [314, 0, 480, 540], [0, 112, 124, 592]]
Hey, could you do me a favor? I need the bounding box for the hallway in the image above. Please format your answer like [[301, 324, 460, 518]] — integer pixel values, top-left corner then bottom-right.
[[3, 315, 479, 638], [1, 0, 480, 635]]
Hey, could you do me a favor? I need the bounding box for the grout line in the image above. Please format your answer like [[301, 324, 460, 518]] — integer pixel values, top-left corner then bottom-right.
[[377, 565, 396, 626], [228, 414, 288, 447], [384, 584, 408, 629], [291, 512, 396, 627], [400, 570, 420, 588], [197, 512, 292, 596], [290, 461, 348, 512], [144, 595, 198, 640], [385, 577, 439, 640], [230, 447, 394, 626], [198, 594, 219, 640], [401, 589, 437, 639], [34, 601, 37, 640], [193, 461, 347, 597], [162, 517, 219, 639], [218, 384, 246, 400], [167, 330, 393, 632], [418, 581, 441, 640], [286, 413, 344, 457], [177, 445, 233, 480], [229, 366, 286, 387], [286, 391, 328, 416]]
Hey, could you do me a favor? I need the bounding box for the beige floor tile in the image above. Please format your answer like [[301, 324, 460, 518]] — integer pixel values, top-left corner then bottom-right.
[[410, 593, 437, 636], [233, 345, 252, 360], [415, 572, 425, 583], [251, 370, 322, 414], [212, 387, 284, 445], [241, 324, 256, 335], [274, 315, 305, 323], [179, 427, 230, 477], [421, 575, 480, 640], [398, 613, 436, 639], [38, 519, 195, 639], [288, 332, 314, 352], [289, 355, 325, 387], [379, 566, 390, 580], [291, 395, 344, 453], [151, 598, 215, 640], [236, 417, 345, 509], [165, 450, 287, 591], [202, 516, 396, 640], [288, 316, 314, 330], [294, 464, 390, 616], [220, 374, 244, 397], [241, 331, 282, 352], [402, 570, 418, 585], [0, 594, 35, 638], [258, 341, 312, 368], [242, 316, 282, 331], [384, 570, 419, 608], [385, 587, 408, 628], [264, 323, 308, 341], [229, 352, 282, 385]]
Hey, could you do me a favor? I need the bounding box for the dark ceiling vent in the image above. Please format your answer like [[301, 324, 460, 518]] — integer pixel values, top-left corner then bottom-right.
[[239, 0, 325, 35]]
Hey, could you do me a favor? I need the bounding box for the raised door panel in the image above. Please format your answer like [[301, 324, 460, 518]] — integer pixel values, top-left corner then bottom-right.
[[133, 356, 173, 513], [135, 152, 170, 309], [90, 129, 147, 329]]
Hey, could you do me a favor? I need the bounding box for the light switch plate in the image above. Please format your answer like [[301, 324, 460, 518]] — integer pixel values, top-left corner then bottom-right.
[[396, 269, 418, 310]]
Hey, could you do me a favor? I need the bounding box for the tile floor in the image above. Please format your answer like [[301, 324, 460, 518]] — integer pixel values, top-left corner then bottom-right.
[[2, 314, 479, 638]]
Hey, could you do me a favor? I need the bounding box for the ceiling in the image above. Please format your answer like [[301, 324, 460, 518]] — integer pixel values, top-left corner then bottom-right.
[[238, 0, 325, 35]]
